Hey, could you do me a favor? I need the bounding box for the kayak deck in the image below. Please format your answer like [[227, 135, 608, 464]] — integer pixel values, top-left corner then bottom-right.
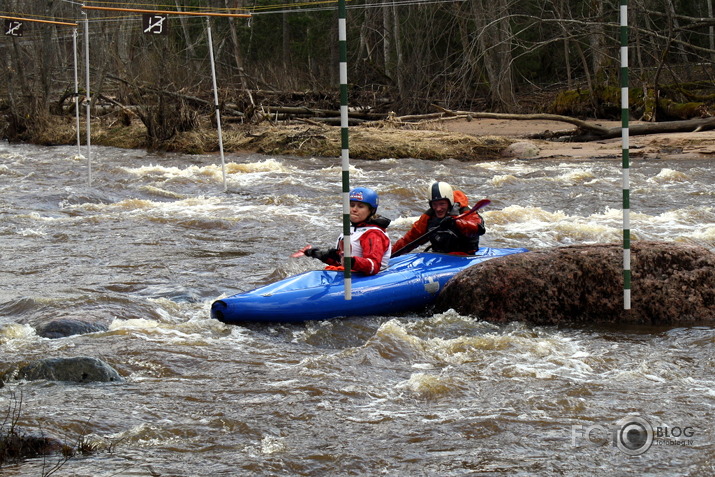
[[211, 247, 527, 323]]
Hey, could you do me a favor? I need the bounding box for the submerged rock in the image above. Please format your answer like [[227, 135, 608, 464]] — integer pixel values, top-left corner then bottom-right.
[[36, 319, 108, 339], [16, 357, 122, 383], [0, 431, 66, 463], [435, 241, 715, 325]]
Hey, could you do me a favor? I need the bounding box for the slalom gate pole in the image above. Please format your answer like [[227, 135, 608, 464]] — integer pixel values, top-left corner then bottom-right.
[[620, 0, 631, 310], [83, 8, 92, 186], [338, 0, 351, 300], [81, 5, 249, 191], [73, 28, 82, 159], [206, 18, 227, 192], [1, 16, 81, 161]]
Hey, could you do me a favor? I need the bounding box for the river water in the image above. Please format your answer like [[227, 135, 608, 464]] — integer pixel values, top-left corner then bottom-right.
[[1, 141, 714, 475]]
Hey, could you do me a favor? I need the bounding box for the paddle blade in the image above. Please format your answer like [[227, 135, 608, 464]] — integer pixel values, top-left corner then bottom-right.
[[291, 245, 312, 258], [473, 198, 491, 210]]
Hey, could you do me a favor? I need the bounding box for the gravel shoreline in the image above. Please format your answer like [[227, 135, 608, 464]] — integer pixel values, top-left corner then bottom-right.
[[19, 116, 715, 161], [443, 118, 715, 160]]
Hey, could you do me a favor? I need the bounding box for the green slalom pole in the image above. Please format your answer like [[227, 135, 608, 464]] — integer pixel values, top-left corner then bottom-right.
[[620, 0, 631, 310], [338, 0, 351, 299]]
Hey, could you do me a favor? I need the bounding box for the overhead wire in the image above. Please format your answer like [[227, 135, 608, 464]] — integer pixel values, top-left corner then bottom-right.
[[3, 0, 466, 41], [0, 11, 78, 24], [66, 0, 464, 17]]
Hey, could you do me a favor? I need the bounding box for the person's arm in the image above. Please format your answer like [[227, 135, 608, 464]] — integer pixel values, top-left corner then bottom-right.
[[352, 229, 390, 275], [304, 247, 341, 265], [393, 214, 430, 251], [454, 211, 485, 237]]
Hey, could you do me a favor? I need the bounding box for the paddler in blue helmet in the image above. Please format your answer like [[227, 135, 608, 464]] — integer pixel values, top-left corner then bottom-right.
[[299, 187, 392, 275]]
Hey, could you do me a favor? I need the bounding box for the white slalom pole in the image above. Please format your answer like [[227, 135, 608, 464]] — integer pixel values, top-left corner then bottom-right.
[[206, 18, 227, 192], [73, 28, 82, 159], [83, 7, 92, 186], [621, 0, 631, 310]]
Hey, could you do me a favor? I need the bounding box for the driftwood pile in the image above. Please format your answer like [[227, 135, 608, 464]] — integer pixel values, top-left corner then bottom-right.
[[57, 82, 715, 143]]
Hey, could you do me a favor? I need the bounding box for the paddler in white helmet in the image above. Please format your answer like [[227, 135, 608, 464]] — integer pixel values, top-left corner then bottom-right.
[[299, 187, 392, 275], [393, 181, 485, 255]]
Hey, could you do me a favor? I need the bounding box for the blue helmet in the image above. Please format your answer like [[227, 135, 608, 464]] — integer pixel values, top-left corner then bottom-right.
[[349, 187, 379, 212]]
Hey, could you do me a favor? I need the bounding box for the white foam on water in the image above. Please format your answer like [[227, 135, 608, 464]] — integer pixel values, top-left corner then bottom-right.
[[390, 215, 422, 228], [260, 435, 287, 454], [482, 203, 711, 246], [226, 158, 291, 173], [61, 196, 256, 228], [118, 159, 295, 189], [314, 163, 363, 176], [14, 227, 48, 237], [0, 323, 38, 348], [648, 168, 692, 183], [551, 168, 597, 184], [488, 174, 520, 187], [487, 205, 569, 225], [0, 164, 21, 176], [108, 317, 161, 331], [139, 185, 188, 199], [395, 372, 462, 399], [471, 160, 541, 175]]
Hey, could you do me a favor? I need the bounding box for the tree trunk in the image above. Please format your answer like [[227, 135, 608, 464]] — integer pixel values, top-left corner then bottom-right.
[[5, 39, 18, 113], [555, 0, 573, 88], [473, 0, 517, 112], [383, 5, 393, 81], [175, 0, 197, 58], [392, 1, 404, 98], [709, 0, 715, 63], [665, 0, 689, 65], [283, 6, 291, 75], [89, 20, 117, 112], [588, 0, 606, 78], [225, 0, 254, 105]]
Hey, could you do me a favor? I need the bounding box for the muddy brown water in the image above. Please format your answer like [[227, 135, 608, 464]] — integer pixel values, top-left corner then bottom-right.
[[1, 142, 713, 475]]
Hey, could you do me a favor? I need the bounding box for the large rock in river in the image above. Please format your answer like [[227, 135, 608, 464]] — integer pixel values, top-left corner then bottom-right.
[[36, 318, 108, 339], [435, 241, 715, 325]]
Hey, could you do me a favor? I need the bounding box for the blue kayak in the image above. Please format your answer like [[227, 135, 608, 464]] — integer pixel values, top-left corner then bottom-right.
[[211, 247, 528, 323]]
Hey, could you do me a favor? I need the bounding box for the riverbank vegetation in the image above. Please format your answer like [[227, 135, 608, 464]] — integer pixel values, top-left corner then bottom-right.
[[1, 0, 714, 153]]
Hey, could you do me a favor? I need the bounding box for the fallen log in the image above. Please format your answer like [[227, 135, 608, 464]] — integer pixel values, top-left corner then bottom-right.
[[298, 117, 366, 126], [586, 117, 715, 140], [432, 106, 611, 136], [260, 105, 384, 121], [433, 106, 715, 141]]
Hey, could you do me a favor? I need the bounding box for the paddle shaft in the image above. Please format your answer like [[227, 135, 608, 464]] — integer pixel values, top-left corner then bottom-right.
[[391, 198, 490, 258]]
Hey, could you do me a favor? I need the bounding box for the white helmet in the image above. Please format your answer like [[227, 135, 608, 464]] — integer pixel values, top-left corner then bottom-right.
[[428, 181, 454, 206]]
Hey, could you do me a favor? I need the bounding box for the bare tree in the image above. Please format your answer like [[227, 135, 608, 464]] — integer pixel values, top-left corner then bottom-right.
[[471, 0, 517, 111], [710, 0, 715, 62], [2, 0, 714, 142]]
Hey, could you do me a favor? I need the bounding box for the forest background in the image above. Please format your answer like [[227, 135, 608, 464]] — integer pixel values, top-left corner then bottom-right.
[[1, 0, 714, 153]]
